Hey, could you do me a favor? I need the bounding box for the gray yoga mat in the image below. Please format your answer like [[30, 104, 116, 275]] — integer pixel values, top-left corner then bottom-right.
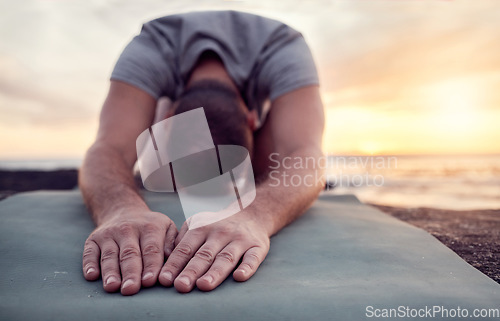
[[0, 190, 498, 321]]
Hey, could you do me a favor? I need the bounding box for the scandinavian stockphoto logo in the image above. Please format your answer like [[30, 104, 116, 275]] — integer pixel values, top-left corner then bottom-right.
[[136, 107, 256, 229]]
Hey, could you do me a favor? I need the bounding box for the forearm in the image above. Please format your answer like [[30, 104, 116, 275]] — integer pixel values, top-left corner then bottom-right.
[[251, 147, 325, 237], [79, 141, 149, 225]]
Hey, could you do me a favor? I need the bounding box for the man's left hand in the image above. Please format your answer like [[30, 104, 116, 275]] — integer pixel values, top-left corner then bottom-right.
[[158, 210, 271, 292]]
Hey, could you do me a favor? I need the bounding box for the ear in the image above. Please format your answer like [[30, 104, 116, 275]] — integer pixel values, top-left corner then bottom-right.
[[246, 109, 258, 131]]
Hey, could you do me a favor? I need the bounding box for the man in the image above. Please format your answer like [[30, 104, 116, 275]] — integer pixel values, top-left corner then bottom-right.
[[80, 10, 325, 295]]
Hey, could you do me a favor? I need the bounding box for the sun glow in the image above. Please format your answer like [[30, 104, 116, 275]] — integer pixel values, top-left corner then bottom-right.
[[2, 1, 500, 159], [426, 78, 482, 132], [321, 74, 500, 155]]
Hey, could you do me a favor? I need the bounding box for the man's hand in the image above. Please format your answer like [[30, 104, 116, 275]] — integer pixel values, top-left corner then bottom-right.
[[82, 210, 178, 295], [158, 210, 271, 293]]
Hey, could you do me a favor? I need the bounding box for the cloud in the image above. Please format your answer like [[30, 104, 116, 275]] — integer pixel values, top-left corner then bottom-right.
[[0, 55, 96, 127], [316, 0, 500, 111], [1, 0, 499, 157]]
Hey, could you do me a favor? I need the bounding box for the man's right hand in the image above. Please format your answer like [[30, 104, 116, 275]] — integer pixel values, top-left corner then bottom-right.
[[82, 209, 178, 295]]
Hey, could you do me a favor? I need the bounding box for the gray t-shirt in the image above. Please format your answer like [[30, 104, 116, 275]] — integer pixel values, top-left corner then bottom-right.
[[111, 10, 319, 124]]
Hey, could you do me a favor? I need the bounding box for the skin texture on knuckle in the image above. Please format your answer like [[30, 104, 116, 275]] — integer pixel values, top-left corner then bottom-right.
[[142, 243, 162, 257], [87, 230, 107, 243], [100, 248, 118, 263], [216, 250, 236, 264], [173, 243, 194, 258], [165, 260, 184, 271], [240, 261, 256, 272], [84, 238, 95, 247], [242, 252, 261, 270], [119, 246, 141, 263], [82, 246, 97, 260], [116, 222, 136, 238], [194, 248, 215, 263], [141, 221, 162, 235]]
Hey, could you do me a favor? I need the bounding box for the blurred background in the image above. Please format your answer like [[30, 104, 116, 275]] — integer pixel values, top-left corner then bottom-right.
[[1, 0, 499, 209]]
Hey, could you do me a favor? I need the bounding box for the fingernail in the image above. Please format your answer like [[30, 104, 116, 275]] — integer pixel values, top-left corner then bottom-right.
[[238, 269, 247, 275], [165, 248, 172, 256], [162, 271, 173, 282], [105, 276, 118, 286], [202, 275, 214, 283], [142, 272, 154, 281], [86, 267, 95, 275], [122, 279, 134, 289], [177, 276, 190, 286]]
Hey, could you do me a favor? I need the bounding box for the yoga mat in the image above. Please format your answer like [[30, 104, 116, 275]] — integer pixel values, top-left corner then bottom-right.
[[0, 191, 498, 320]]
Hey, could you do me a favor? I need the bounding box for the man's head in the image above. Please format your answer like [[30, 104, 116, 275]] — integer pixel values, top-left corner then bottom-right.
[[171, 80, 256, 154]]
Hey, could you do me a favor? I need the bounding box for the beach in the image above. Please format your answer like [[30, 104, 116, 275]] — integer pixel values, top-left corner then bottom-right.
[[0, 165, 498, 284], [371, 204, 500, 285]]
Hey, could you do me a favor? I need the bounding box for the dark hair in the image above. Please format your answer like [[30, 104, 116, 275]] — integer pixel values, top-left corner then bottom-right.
[[174, 80, 253, 153]]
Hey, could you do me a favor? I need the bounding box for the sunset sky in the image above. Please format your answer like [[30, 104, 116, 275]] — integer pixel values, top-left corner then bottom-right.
[[0, 0, 499, 159]]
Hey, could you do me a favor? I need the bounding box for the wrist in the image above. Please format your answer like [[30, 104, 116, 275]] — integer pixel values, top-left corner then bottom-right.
[[94, 202, 150, 226], [244, 205, 276, 238]]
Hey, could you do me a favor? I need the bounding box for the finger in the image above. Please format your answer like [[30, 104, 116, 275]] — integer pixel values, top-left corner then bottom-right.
[[233, 246, 268, 282], [140, 227, 165, 288], [99, 240, 121, 293], [82, 239, 100, 281], [159, 231, 205, 288], [117, 236, 143, 295], [174, 223, 188, 247], [196, 243, 245, 292], [164, 221, 178, 257], [174, 241, 228, 293]]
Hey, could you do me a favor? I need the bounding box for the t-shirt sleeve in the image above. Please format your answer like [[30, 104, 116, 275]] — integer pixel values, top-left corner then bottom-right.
[[258, 35, 319, 102], [110, 27, 175, 100]]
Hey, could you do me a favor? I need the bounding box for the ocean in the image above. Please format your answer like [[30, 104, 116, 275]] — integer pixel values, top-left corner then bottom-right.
[[0, 159, 83, 171], [325, 154, 500, 210], [1, 155, 499, 210]]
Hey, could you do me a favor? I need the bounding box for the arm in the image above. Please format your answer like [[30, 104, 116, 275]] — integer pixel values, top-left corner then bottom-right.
[[80, 81, 178, 295], [159, 85, 325, 292], [248, 85, 325, 235]]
